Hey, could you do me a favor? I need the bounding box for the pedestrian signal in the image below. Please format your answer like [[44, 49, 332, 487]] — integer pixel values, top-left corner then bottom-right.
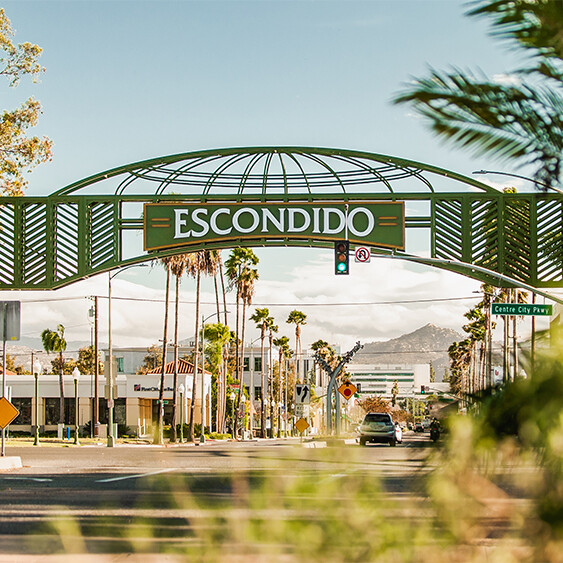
[[334, 240, 349, 275]]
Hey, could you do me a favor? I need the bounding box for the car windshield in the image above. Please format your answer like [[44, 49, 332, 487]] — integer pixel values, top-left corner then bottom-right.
[[363, 414, 391, 424]]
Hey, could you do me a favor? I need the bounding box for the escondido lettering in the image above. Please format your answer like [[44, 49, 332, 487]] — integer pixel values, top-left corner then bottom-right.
[[172, 205, 378, 239]]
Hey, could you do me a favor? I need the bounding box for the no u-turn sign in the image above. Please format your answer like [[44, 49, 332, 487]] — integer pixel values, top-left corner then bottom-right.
[[354, 247, 371, 263]]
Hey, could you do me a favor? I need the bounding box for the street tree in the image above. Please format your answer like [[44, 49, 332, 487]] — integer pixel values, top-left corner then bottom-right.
[[0, 9, 52, 195], [41, 324, 67, 424]]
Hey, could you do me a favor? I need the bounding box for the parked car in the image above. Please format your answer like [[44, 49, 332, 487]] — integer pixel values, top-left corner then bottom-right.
[[358, 412, 397, 446], [414, 422, 424, 432]]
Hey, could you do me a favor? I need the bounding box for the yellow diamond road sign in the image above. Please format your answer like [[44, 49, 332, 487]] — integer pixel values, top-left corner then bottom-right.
[[295, 417, 310, 433], [338, 381, 357, 401], [0, 397, 19, 429]]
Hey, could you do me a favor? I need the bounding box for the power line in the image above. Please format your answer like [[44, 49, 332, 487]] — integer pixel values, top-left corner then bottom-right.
[[13, 294, 482, 307]]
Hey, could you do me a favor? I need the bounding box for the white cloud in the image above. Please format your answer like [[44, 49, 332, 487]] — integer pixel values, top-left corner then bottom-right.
[[13, 248, 555, 355]]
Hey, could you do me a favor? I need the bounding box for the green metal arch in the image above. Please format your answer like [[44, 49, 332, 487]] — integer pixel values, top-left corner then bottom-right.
[[0, 146, 560, 300]]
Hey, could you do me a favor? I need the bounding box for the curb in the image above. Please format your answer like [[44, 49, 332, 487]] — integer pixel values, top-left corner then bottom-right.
[[0, 456, 22, 470]]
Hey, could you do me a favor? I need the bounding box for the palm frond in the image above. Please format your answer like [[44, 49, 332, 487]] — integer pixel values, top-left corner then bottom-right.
[[467, 0, 563, 60], [393, 67, 563, 187]]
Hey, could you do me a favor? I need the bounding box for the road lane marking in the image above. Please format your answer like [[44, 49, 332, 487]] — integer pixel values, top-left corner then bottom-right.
[[2, 477, 53, 482], [95, 468, 177, 483]]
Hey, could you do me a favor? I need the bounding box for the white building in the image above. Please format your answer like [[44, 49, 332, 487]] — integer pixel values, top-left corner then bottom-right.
[[346, 363, 431, 399]]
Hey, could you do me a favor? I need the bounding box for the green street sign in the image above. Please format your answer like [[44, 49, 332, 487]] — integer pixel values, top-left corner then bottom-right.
[[144, 201, 404, 251], [492, 303, 553, 316]]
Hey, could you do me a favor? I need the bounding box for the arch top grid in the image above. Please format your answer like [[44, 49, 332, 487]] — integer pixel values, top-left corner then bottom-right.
[[52, 146, 498, 198], [0, 146, 560, 293]]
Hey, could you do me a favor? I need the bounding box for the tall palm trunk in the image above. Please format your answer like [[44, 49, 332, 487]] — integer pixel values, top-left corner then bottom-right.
[[260, 326, 266, 437], [156, 267, 171, 445], [188, 270, 201, 442], [170, 274, 180, 443], [219, 261, 228, 326], [236, 299, 248, 438]]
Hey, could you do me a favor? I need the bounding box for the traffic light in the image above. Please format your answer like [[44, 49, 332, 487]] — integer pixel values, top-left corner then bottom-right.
[[334, 240, 349, 275]]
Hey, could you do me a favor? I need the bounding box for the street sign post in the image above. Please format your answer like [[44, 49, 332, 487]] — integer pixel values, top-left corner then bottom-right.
[[295, 384, 311, 404], [492, 303, 553, 316], [295, 403, 309, 418]]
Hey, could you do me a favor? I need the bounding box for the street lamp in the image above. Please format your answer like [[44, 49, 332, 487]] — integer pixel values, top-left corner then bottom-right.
[[248, 336, 261, 439], [33, 359, 42, 446], [72, 366, 80, 446], [200, 310, 229, 444], [178, 383, 185, 444], [240, 393, 246, 439], [107, 263, 148, 447], [230, 391, 236, 437], [472, 169, 563, 194]]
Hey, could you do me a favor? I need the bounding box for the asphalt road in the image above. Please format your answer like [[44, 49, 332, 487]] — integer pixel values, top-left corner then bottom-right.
[[0, 433, 434, 559]]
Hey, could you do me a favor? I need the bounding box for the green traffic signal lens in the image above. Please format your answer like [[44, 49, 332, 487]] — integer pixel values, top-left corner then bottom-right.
[[337, 262, 347, 272]]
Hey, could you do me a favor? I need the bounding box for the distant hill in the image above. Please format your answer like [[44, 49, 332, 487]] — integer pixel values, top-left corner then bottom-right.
[[353, 323, 464, 381]]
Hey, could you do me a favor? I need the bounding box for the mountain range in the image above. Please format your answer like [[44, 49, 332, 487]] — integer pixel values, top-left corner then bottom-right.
[[6, 323, 464, 378], [352, 323, 464, 380]]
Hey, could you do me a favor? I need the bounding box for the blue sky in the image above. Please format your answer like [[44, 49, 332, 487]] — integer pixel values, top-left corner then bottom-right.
[[4, 0, 551, 352]]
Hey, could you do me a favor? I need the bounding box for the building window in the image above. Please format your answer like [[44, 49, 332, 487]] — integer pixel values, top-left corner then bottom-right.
[[254, 357, 262, 372], [45, 398, 61, 425], [116, 357, 124, 373], [11, 398, 31, 425], [243, 357, 249, 371]]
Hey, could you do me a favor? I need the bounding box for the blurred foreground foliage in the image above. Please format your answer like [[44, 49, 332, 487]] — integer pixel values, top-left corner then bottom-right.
[[36, 347, 563, 562]]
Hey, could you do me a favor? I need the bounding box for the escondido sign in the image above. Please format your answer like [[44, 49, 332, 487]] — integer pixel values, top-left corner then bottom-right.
[[144, 202, 404, 251]]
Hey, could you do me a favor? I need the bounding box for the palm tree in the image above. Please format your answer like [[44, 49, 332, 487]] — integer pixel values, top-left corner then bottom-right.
[[393, 0, 563, 190], [273, 335, 289, 437], [156, 256, 174, 445], [286, 310, 307, 383], [267, 320, 278, 437], [250, 307, 270, 437], [169, 254, 190, 443], [225, 248, 260, 436], [186, 250, 219, 442], [41, 324, 67, 424], [235, 267, 259, 436], [225, 248, 259, 386]]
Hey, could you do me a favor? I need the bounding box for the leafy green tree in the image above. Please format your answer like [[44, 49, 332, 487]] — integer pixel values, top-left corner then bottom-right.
[[203, 322, 230, 432], [0, 9, 52, 195], [41, 324, 67, 423], [393, 0, 563, 190], [136, 344, 162, 374]]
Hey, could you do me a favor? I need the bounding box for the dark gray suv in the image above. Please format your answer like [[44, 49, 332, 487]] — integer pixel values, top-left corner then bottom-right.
[[358, 412, 397, 446]]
